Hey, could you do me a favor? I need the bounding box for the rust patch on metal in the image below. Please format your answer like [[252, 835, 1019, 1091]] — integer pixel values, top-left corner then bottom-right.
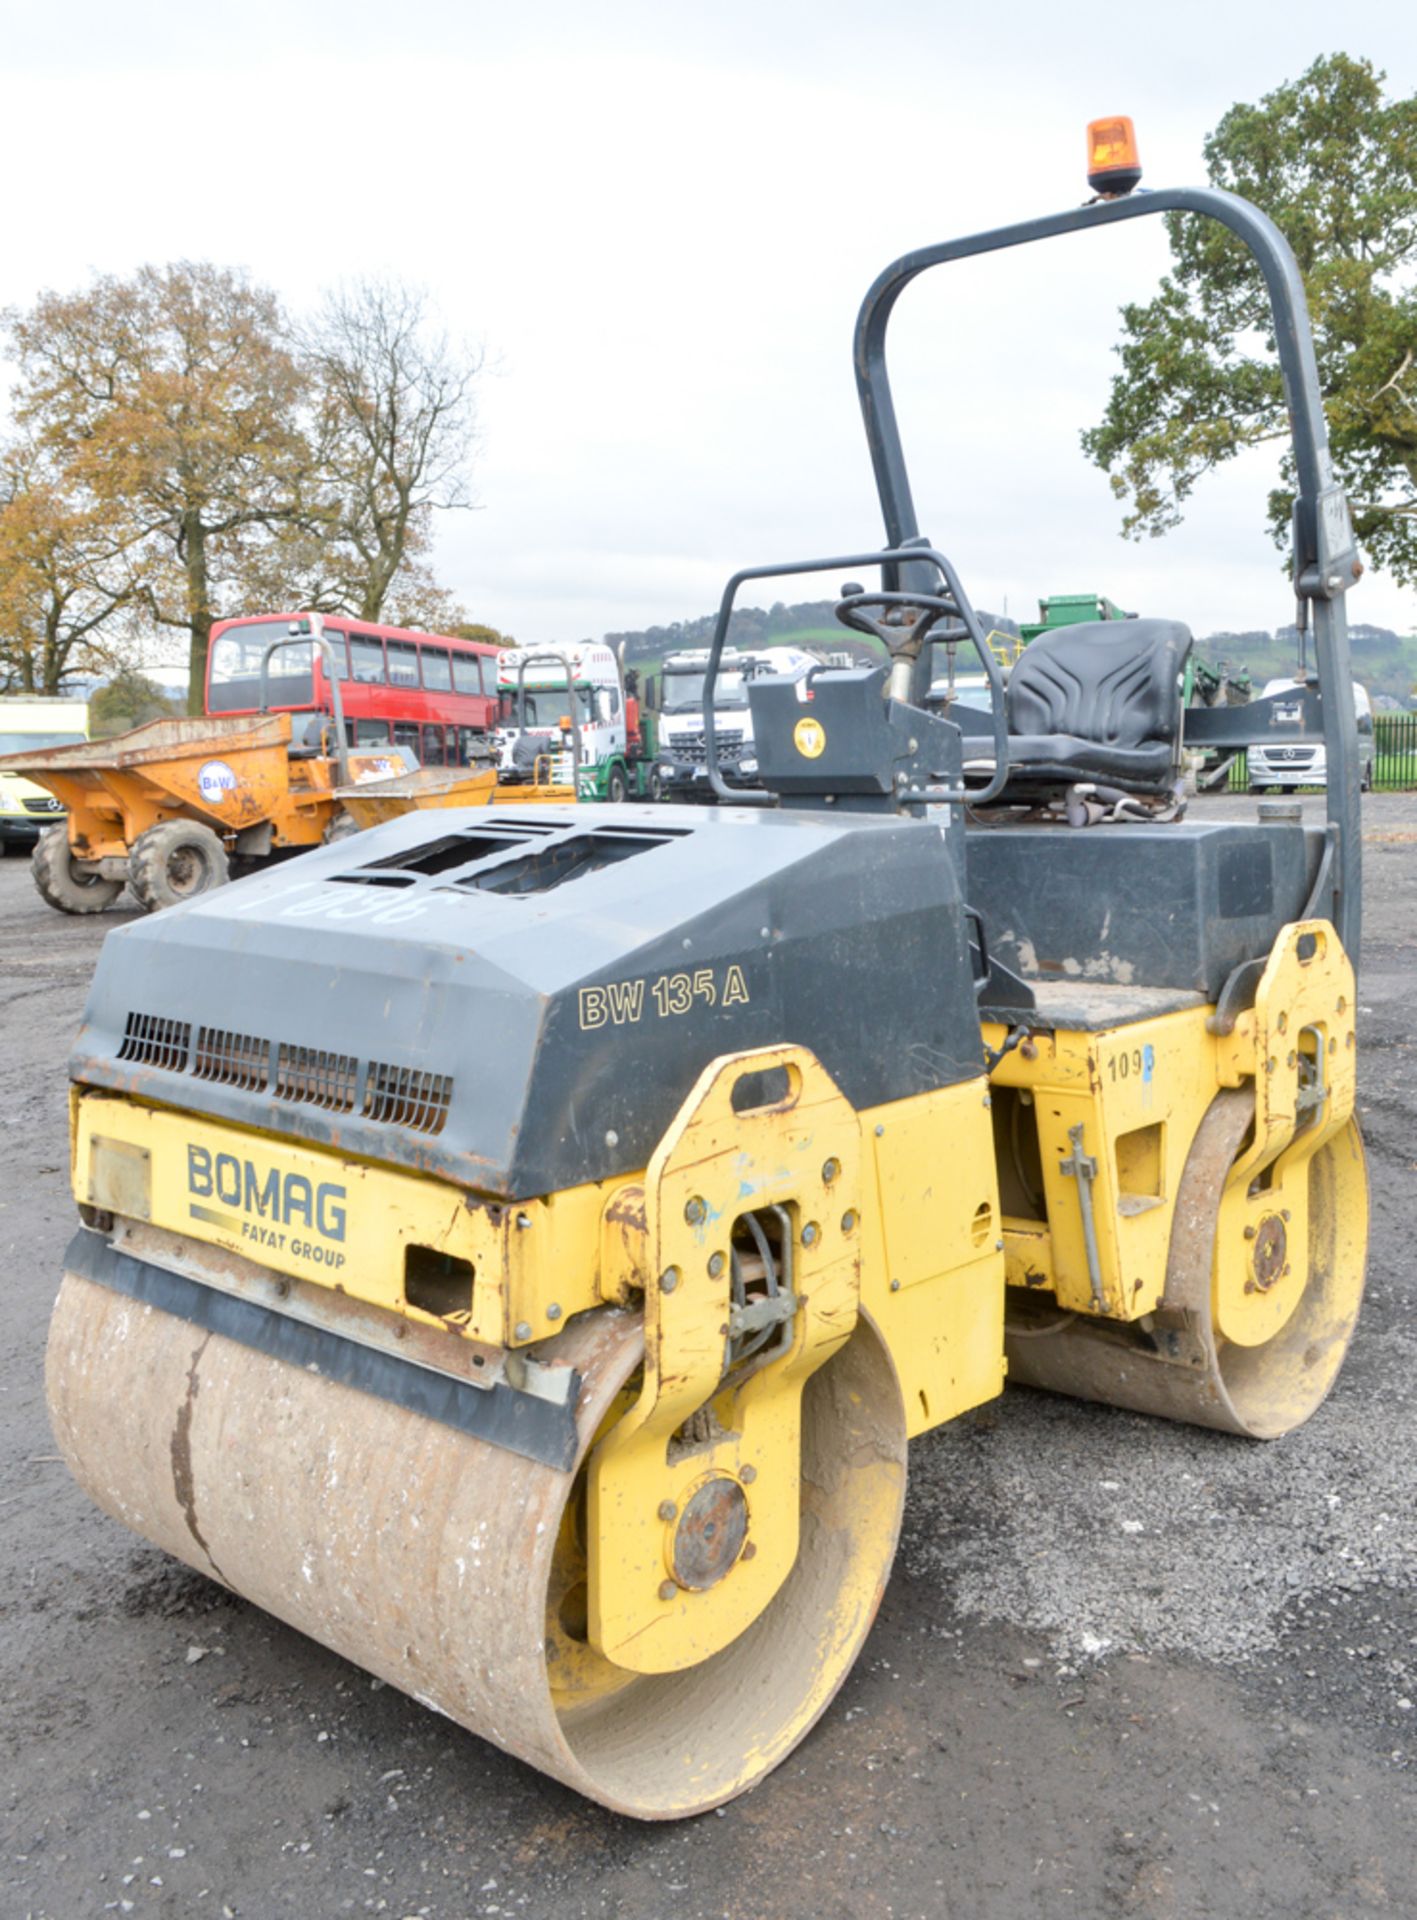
[[600, 1184, 647, 1304], [671, 1476, 748, 1590], [604, 1187, 647, 1235], [1251, 1213, 1288, 1290]]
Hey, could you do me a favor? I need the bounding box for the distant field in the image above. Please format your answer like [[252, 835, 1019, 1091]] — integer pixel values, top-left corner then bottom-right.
[[1195, 633, 1417, 707]]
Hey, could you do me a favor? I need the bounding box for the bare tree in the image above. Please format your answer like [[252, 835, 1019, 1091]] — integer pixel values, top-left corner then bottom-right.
[[301, 282, 481, 622]]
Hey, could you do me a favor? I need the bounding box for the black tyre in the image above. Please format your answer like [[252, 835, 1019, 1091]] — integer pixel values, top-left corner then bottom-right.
[[31, 826, 126, 915], [647, 767, 663, 802], [606, 765, 628, 804], [129, 820, 230, 913]]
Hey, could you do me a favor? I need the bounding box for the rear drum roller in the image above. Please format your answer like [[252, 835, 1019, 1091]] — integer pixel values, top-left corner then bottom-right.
[[31, 825, 125, 914], [129, 820, 230, 911], [1006, 1089, 1368, 1439], [46, 1267, 906, 1817]]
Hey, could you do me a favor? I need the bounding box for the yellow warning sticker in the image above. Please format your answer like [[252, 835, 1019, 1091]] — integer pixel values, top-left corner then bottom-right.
[[793, 717, 826, 759]]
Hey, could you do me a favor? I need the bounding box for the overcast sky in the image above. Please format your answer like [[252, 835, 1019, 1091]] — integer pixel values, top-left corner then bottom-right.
[[6, 3, 1416, 649]]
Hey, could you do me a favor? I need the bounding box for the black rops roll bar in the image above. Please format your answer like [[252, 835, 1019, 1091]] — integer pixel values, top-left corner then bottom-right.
[[701, 544, 1010, 807], [854, 185, 1363, 968], [259, 626, 351, 786]]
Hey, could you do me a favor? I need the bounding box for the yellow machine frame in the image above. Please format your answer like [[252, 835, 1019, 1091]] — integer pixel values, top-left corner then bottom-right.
[[985, 921, 1356, 1336], [69, 914, 1356, 1679]]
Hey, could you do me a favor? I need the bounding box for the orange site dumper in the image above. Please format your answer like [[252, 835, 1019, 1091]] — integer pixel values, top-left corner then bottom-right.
[[0, 712, 408, 915]]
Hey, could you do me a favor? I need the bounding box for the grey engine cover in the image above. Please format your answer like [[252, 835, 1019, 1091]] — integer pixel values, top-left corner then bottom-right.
[[73, 804, 981, 1199]]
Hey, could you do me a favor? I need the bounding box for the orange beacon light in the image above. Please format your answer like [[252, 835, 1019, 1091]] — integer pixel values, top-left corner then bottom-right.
[[1087, 117, 1142, 196]]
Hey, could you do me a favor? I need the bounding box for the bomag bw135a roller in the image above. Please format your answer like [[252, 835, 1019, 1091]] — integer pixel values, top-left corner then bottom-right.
[[47, 125, 1368, 1817]]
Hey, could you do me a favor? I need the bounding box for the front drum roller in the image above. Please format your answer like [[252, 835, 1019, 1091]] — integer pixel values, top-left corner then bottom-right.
[[1005, 1089, 1368, 1439], [46, 1269, 906, 1818]]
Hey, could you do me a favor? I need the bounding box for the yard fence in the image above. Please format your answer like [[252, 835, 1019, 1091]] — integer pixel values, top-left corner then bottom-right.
[[1222, 712, 1417, 792]]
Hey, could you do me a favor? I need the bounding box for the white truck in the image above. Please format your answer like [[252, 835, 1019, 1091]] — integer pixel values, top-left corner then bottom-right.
[[653, 645, 818, 800], [495, 643, 656, 801]]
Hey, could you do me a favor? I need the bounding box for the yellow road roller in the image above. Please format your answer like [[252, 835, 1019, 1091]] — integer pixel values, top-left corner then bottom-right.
[[47, 130, 1368, 1818]]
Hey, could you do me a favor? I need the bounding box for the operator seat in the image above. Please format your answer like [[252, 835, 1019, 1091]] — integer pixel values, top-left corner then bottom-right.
[[982, 617, 1193, 799], [512, 732, 550, 773]]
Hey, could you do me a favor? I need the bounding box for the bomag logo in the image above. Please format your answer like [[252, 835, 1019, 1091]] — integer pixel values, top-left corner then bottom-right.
[[187, 1143, 348, 1267]]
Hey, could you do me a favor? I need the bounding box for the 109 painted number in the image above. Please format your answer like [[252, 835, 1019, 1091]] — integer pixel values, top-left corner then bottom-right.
[[1107, 1044, 1155, 1083]]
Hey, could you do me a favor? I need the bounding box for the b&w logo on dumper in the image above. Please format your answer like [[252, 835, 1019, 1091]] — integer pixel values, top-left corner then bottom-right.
[[197, 759, 239, 804]]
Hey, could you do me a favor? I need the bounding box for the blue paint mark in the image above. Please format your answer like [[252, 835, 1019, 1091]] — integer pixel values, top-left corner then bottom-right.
[[1142, 1045, 1155, 1084]]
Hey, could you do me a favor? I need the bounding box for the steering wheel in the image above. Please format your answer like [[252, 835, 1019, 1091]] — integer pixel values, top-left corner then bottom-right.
[[834, 585, 966, 656], [833, 579, 1012, 806]]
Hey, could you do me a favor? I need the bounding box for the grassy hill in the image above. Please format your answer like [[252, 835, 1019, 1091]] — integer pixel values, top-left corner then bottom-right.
[[607, 602, 1417, 706], [606, 602, 1017, 675], [1194, 625, 1417, 705]]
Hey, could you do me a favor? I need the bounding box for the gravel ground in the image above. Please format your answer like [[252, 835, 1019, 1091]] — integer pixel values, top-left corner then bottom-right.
[[1, 794, 1415, 1920]]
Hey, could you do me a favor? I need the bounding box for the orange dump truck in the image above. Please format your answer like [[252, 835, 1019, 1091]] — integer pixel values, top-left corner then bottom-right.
[[0, 712, 406, 914]]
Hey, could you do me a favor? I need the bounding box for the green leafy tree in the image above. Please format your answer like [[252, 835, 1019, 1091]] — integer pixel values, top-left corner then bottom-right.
[[4, 263, 311, 710], [1, 268, 485, 685], [1083, 55, 1417, 583], [0, 440, 140, 694], [449, 620, 511, 647], [89, 666, 181, 736], [378, 558, 468, 634]]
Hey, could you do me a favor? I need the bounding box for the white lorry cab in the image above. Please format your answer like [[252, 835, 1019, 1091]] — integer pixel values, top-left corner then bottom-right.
[[655, 645, 818, 799], [495, 644, 657, 800], [0, 696, 90, 851], [1248, 677, 1376, 793]]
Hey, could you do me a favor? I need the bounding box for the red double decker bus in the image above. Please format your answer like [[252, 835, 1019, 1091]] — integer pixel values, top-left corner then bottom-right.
[[205, 612, 501, 768]]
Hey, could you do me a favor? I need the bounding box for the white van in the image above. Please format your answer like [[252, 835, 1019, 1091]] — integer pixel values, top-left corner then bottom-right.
[[1247, 679, 1375, 793], [0, 696, 90, 850]]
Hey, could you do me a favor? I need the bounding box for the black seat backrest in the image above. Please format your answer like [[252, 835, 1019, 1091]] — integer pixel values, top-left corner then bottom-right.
[[1006, 619, 1192, 748], [512, 731, 549, 770]]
